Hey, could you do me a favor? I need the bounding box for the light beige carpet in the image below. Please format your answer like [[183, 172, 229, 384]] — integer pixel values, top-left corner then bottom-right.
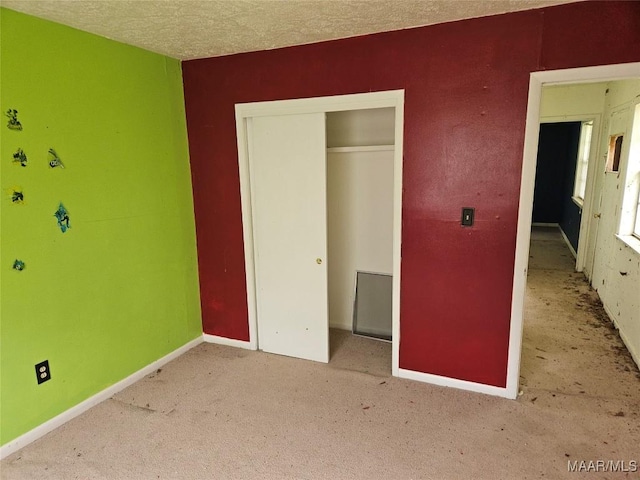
[[2, 227, 639, 479]]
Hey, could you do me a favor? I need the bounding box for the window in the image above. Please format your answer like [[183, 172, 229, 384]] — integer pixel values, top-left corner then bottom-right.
[[573, 120, 594, 204], [620, 103, 640, 241], [634, 174, 640, 238]]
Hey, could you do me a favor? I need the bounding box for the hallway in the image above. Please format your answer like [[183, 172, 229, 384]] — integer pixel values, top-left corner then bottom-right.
[[521, 226, 639, 413]]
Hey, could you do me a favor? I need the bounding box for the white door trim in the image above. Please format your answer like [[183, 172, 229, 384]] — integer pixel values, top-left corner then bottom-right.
[[508, 62, 640, 400], [235, 90, 404, 376]]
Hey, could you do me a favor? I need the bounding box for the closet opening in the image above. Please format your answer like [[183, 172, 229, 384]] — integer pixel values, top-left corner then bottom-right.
[[326, 107, 395, 375], [235, 90, 404, 378]]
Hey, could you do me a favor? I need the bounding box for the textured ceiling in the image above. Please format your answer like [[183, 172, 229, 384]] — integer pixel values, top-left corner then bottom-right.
[[1, 0, 582, 60]]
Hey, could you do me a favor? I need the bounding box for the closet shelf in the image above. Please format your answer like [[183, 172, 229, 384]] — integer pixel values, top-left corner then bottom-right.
[[326, 145, 394, 153]]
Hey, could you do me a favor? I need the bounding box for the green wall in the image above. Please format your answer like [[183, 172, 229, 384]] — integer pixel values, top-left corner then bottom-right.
[[0, 8, 202, 445]]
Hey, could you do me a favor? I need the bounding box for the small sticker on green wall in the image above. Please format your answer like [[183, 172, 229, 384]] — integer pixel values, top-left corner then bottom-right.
[[48, 149, 64, 169], [6, 109, 23, 130], [13, 148, 28, 167], [9, 186, 25, 204], [54, 203, 70, 232], [12, 259, 25, 271]]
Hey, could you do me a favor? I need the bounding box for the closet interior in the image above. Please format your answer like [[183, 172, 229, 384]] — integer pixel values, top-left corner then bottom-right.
[[326, 107, 395, 343]]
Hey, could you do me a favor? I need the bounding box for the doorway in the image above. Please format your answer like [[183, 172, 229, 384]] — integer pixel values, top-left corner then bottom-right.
[[235, 90, 404, 376], [507, 63, 640, 399], [533, 122, 583, 254]]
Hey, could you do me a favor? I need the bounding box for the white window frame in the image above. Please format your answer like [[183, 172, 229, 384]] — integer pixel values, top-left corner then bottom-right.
[[618, 101, 640, 245], [572, 120, 594, 207], [634, 180, 640, 239]]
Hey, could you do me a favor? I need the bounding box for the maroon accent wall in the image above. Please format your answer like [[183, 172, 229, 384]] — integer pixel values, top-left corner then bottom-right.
[[183, 1, 640, 387]]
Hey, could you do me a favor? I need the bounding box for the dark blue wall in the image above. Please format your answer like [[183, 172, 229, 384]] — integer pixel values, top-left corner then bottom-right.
[[533, 122, 582, 251]]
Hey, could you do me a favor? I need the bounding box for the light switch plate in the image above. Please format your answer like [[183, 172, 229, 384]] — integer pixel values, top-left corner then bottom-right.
[[461, 207, 475, 227]]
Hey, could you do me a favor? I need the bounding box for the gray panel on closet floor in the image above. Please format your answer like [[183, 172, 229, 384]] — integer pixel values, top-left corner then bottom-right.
[[353, 271, 392, 341]]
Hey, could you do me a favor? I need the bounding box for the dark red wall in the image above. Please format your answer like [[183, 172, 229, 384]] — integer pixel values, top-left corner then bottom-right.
[[183, 1, 640, 387]]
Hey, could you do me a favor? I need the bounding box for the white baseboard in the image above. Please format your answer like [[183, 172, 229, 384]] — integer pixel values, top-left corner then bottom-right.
[[618, 326, 640, 371], [202, 334, 255, 350], [601, 303, 640, 371], [0, 336, 203, 460], [559, 227, 578, 259], [398, 368, 515, 399]]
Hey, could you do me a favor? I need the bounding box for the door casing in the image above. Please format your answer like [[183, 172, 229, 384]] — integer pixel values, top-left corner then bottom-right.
[[536, 114, 602, 274], [235, 90, 405, 376], [510, 62, 640, 399]]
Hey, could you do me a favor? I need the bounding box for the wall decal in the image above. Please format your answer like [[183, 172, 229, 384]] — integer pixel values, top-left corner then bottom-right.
[[9, 186, 24, 204], [12, 148, 28, 167], [5, 109, 23, 130], [12, 259, 25, 271], [54, 203, 70, 232], [48, 148, 64, 168]]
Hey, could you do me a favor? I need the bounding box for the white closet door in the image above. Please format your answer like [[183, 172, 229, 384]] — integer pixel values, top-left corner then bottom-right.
[[248, 113, 329, 363]]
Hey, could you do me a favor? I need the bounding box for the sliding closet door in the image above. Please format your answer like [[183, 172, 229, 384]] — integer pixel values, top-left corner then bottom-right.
[[248, 113, 329, 363]]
